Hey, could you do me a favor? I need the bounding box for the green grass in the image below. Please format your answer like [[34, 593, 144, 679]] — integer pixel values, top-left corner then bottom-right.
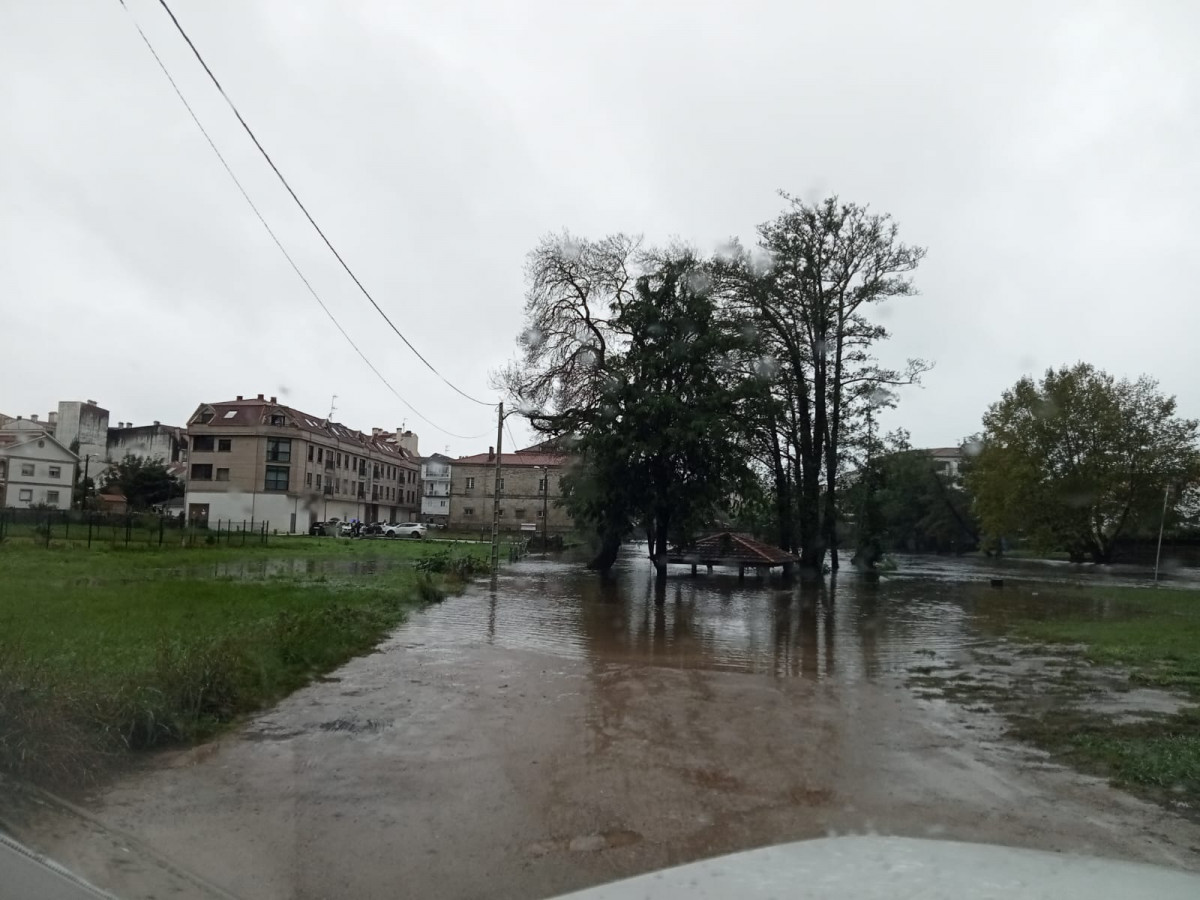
[[1009, 587, 1200, 697], [0, 539, 491, 791], [964, 586, 1200, 813]]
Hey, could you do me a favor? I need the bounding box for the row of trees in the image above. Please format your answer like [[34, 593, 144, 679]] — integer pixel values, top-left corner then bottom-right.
[[498, 193, 928, 576]]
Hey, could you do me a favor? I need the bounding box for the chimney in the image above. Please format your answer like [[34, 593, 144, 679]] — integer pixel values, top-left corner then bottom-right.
[[270, 396, 277, 403], [488, 445, 495, 461], [257, 393, 264, 400], [236, 395, 243, 401], [47, 411, 57, 426], [30, 414, 38, 422], [153, 420, 161, 426], [86, 399, 97, 405]]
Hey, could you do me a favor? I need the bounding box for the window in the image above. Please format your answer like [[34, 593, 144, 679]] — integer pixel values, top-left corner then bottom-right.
[[265, 465, 289, 491], [498, 508, 505, 517], [317, 448, 323, 463], [337, 452, 342, 467], [266, 438, 291, 462], [18, 489, 32, 502], [199, 412, 214, 424], [515, 508, 526, 518], [21, 463, 34, 477], [308, 446, 314, 462], [216, 468, 230, 481], [439, 500, 447, 508], [537, 509, 544, 518], [218, 439, 232, 452], [46, 490, 59, 505], [191, 464, 213, 480], [48, 466, 61, 479], [316, 474, 322, 489], [538, 477, 546, 492], [465, 476, 475, 490], [269, 414, 285, 426], [306, 472, 312, 487], [223, 410, 238, 420], [498, 477, 505, 491], [463, 507, 474, 516], [192, 436, 215, 452]]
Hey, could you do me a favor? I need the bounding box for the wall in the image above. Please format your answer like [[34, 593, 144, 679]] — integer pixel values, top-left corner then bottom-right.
[[107, 425, 183, 465], [448, 463, 571, 532], [0, 436, 77, 509], [55, 401, 109, 464]]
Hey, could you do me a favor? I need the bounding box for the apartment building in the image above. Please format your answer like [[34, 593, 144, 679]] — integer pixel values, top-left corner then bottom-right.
[[447, 443, 572, 533], [183, 394, 420, 533], [420, 453, 453, 526], [0, 430, 79, 509]]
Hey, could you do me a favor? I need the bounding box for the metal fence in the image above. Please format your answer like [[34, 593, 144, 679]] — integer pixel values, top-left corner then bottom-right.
[[0, 508, 269, 549]]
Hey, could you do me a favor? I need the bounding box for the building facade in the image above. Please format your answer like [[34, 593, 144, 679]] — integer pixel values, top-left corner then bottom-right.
[[447, 444, 572, 534], [183, 394, 420, 532], [420, 453, 452, 525], [0, 431, 79, 509]]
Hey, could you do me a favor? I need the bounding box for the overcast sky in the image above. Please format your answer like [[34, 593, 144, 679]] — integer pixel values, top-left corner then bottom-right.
[[3, 1, 1197, 457]]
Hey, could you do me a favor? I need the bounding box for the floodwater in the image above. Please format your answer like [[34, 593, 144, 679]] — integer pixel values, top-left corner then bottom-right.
[[15, 554, 1200, 900]]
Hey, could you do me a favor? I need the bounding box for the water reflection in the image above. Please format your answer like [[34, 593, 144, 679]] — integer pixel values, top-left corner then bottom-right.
[[402, 551, 1189, 684]]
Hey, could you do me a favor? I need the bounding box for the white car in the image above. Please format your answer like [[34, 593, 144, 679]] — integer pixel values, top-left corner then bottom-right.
[[383, 522, 426, 539]]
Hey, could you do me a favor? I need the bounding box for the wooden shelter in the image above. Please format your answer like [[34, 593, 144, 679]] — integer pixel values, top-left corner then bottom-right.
[[667, 531, 797, 578]]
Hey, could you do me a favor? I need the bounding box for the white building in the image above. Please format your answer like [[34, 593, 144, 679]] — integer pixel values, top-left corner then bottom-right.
[[420, 453, 453, 525], [0, 431, 79, 509]]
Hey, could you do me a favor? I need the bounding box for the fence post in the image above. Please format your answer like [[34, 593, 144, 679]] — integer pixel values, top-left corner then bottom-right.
[[241, 520, 247, 546], [44, 512, 51, 548], [64, 512, 70, 542], [87, 513, 93, 548], [159, 516, 165, 547]]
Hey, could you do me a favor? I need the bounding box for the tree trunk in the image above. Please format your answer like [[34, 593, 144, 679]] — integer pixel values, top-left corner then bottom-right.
[[586, 530, 622, 572], [769, 420, 792, 551], [652, 511, 669, 580]]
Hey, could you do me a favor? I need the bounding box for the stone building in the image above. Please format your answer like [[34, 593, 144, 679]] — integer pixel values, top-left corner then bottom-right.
[[447, 443, 572, 534]]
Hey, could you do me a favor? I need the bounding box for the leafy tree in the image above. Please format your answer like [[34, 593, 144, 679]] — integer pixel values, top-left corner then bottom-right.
[[567, 253, 763, 576], [967, 363, 1200, 563], [101, 455, 183, 511]]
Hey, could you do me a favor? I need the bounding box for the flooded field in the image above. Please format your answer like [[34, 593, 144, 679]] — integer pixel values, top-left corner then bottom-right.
[[15, 552, 1200, 900]]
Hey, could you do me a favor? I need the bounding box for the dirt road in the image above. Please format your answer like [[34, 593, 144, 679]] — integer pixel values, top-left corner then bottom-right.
[[13, 558, 1200, 899]]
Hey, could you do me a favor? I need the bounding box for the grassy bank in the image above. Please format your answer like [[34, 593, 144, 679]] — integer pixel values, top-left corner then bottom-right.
[[945, 586, 1200, 813], [0, 539, 490, 791]]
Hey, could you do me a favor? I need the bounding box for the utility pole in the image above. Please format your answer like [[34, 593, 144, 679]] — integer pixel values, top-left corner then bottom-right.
[[490, 401, 504, 576], [540, 464, 549, 553], [1153, 484, 1170, 586]]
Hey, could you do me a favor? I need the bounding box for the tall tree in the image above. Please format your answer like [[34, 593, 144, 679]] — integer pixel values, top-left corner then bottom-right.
[[718, 194, 928, 573], [967, 363, 1200, 563], [561, 252, 763, 576]]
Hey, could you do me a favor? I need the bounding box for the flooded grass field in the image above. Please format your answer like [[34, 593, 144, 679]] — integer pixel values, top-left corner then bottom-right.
[[8, 551, 1200, 899]]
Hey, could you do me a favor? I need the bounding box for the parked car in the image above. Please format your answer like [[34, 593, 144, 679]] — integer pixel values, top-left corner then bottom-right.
[[339, 521, 355, 536], [362, 522, 385, 536], [383, 522, 426, 539], [308, 521, 327, 536]]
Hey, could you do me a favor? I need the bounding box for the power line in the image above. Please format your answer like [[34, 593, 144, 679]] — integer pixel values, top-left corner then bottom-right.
[[153, 0, 494, 408], [504, 419, 521, 454], [116, 0, 488, 443]]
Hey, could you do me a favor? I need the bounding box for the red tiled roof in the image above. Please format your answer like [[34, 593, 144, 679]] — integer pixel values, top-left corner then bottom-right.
[[675, 532, 797, 565], [188, 398, 416, 460]]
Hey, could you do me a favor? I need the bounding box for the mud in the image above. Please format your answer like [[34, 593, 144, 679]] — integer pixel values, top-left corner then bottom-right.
[[11, 556, 1200, 899]]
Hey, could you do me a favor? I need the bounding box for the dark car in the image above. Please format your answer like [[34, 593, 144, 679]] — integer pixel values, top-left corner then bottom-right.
[[308, 521, 327, 536]]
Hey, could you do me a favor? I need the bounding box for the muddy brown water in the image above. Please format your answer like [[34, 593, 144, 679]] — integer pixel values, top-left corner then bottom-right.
[[13, 554, 1200, 900]]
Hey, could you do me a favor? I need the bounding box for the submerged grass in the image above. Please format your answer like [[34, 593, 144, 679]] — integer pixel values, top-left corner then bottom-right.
[[0, 539, 484, 791], [925, 585, 1200, 815]]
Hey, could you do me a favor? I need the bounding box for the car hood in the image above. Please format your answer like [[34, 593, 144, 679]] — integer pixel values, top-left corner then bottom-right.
[[551, 836, 1200, 900]]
